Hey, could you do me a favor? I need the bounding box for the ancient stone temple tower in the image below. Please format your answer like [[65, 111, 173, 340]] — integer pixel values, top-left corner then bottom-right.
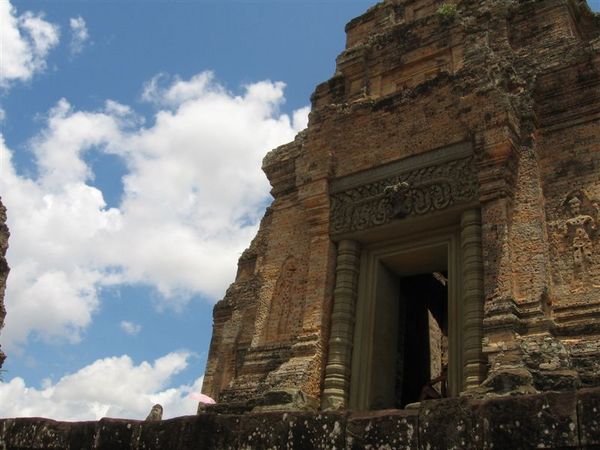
[[203, 0, 600, 411]]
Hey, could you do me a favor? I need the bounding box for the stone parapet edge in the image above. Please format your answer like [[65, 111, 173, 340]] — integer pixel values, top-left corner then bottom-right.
[[1, 387, 599, 449]]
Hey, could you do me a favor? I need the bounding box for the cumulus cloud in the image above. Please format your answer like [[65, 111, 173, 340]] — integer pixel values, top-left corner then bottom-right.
[[120, 320, 141, 336], [69, 16, 89, 56], [0, 0, 60, 87], [0, 71, 310, 351], [293, 106, 311, 130], [0, 352, 203, 420], [141, 72, 221, 108]]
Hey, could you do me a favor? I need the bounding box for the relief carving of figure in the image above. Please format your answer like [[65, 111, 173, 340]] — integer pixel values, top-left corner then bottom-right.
[[560, 192, 598, 275], [384, 181, 410, 219], [264, 256, 305, 343]]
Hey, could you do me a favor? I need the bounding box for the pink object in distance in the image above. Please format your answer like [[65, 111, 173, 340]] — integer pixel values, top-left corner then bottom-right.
[[189, 392, 216, 404]]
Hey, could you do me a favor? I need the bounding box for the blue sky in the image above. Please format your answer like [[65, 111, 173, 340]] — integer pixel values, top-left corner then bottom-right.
[[0, 0, 374, 420], [1, 0, 599, 420]]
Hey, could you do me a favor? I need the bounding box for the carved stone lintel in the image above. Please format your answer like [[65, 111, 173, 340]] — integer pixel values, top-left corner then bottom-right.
[[330, 156, 478, 235]]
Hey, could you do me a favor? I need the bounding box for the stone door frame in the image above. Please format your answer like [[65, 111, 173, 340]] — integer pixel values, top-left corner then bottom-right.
[[322, 210, 484, 410], [349, 229, 463, 409]]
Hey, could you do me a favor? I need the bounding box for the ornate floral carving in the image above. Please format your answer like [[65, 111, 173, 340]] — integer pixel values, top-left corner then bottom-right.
[[330, 156, 478, 234]]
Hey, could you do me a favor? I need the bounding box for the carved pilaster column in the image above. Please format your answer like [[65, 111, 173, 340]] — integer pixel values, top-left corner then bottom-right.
[[475, 128, 527, 387], [322, 240, 360, 410], [461, 209, 486, 389]]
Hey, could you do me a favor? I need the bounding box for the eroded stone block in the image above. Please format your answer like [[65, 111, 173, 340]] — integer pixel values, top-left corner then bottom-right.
[[418, 397, 483, 450], [480, 392, 579, 450], [0, 418, 69, 449], [137, 417, 189, 449], [284, 412, 347, 450], [94, 418, 141, 450], [578, 387, 600, 447], [233, 412, 291, 449], [347, 409, 419, 450], [66, 421, 97, 449], [183, 414, 245, 450]]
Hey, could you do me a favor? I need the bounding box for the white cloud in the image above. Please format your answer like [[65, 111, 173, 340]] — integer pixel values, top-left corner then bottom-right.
[[0, 108, 5, 123], [120, 320, 141, 336], [0, 0, 60, 87], [0, 71, 310, 351], [0, 352, 203, 420], [141, 72, 221, 107], [69, 16, 89, 56], [293, 106, 310, 130]]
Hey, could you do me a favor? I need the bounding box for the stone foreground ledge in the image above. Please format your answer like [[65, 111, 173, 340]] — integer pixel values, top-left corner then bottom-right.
[[1, 388, 600, 449]]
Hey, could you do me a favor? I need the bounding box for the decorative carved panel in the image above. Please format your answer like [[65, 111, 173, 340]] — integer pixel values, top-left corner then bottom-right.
[[330, 150, 478, 235], [550, 189, 600, 291], [264, 256, 306, 344]]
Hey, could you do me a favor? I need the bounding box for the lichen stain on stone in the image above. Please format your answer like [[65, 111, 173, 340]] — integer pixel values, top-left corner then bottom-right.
[[405, 422, 414, 442]]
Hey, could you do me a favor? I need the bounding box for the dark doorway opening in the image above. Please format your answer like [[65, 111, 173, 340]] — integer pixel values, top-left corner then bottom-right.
[[395, 272, 448, 408], [351, 241, 455, 411]]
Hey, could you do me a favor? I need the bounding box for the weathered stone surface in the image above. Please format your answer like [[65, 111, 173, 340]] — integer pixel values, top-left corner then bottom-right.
[[67, 421, 97, 449], [137, 418, 182, 449], [0, 417, 82, 449], [347, 409, 418, 450], [480, 392, 579, 449], [95, 418, 142, 450], [177, 414, 243, 449], [480, 367, 537, 395], [0, 197, 9, 369], [577, 387, 600, 447], [3, 389, 600, 449], [419, 397, 483, 450], [253, 388, 319, 412], [232, 412, 291, 448], [284, 412, 347, 450]]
